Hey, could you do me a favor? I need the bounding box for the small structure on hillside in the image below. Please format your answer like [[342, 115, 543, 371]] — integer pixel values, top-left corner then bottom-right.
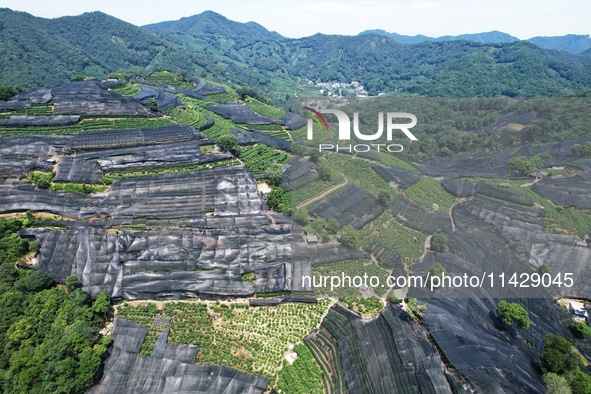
[[569, 301, 588, 320]]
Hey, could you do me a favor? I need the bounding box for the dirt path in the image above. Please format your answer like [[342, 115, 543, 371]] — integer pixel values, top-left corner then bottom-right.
[[295, 177, 349, 209], [419, 235, 432, 262], [449, 200, 461, 230]]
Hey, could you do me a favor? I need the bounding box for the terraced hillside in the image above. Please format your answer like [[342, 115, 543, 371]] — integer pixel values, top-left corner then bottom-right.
[[2, 72, 591, 394]]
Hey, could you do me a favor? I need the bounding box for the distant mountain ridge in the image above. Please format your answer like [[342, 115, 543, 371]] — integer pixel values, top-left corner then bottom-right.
[[359, 29, 591, 54], [360, 30, 519, 44]]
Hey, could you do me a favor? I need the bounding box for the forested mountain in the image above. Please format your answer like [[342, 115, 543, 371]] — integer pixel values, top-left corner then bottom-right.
[[143, 10, 283, 40], [2, 8, 591, 97], [0, 9, 218, 88]]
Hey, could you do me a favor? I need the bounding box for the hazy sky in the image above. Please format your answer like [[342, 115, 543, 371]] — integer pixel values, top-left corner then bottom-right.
[[2, 0, 589, 39]]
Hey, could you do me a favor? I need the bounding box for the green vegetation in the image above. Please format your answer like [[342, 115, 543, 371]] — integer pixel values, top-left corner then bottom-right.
[[104, 159, 240, 181], [570, 322, 591, 338], [0, 117, 174, 137], [28, 171, 54, 189], [275, 343, 323, 394], [267, 187, 291, 214], [405, 177, 456, 214], [571, 141, 591, 158], [540, 334, 587, 394], [428, 262, 447, 288], [405, 298, 426, 320], [292, 177, 344, 207], [507, 155, 543, 175], [360, 211, 427, 263], [241, 272, 255, 283], [313, 259, 391, 298], [0, 104, 53, 117], [216, 134, 240, 156], [430, 232, 448, 253], [293, 208, 310, 226], [146, 71, 194, 89], [50, 182, 108, 194], [117, 299, 332, 378], [544, 373, 572, 394], [340, 298, 384, 317], [244, 97, 285, 120], [0, 218, 110, 393], [323, 153, 396, 198], [168, 102, 207, 129], [496, 301, 530, 329], [240, 144, 290, 175], [0, 85, 25, 101], [173, 95, 239, 139], [110, 83, 142, 97]]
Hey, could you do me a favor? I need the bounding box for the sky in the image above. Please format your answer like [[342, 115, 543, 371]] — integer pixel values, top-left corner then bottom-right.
[[2, 0, 589, 39]]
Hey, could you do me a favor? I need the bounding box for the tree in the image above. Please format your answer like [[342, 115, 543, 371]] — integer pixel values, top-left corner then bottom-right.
[[571, 142, 591, 158], [318, 161, 334, 181], [339, 225, 363, 249], [540, 335, 583, 375], [568, 370, 591, 394], [65, 275, 81, 292], [293, 208, 309, 226], [0, 85, 25, 101], [430, 232, 448, 253], [92, 290, 110, 317], [496, 301, 530, 329], [570, 321, 591, 339], [216, 134, 240, 157], [267, 164, 283, 186], [148, 97, 158, 112], [507, 155, 543, 175], [406, 298, 426, 320], [267, 187, 290, 214], [327, 218, 340, 235], [25, 270, 54, 292], [544, 373, 572, 394]]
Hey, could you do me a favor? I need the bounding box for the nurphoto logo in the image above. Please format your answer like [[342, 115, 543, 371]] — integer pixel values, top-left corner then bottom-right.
[[305, 107, 418, 152]]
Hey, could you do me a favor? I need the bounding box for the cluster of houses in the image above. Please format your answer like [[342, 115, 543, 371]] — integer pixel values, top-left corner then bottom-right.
[[308, 80, 368, 97]]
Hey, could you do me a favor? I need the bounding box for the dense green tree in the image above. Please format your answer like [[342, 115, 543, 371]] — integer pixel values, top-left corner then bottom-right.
[[0, 85, 25, 101], [339, 225, 363, 249], [507, 155, 543, 175], [571, 142, 591, 158], [267, 187, 291, 214], [92, 290, 111, 317], [570, 321, 591, 338], [496, 301, 530, 329], [148, 97, 158, 112], [568, 371, 591, 394], [292, 208, 309, 226], [25, 270, 54, 292], [216, 134, 240, 157], [430, 232, 448, 253], [544, 373, 572, 394], [65, 275, 82, 292], [540, 335, 583, 375], [327, 218, 340, 235]]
